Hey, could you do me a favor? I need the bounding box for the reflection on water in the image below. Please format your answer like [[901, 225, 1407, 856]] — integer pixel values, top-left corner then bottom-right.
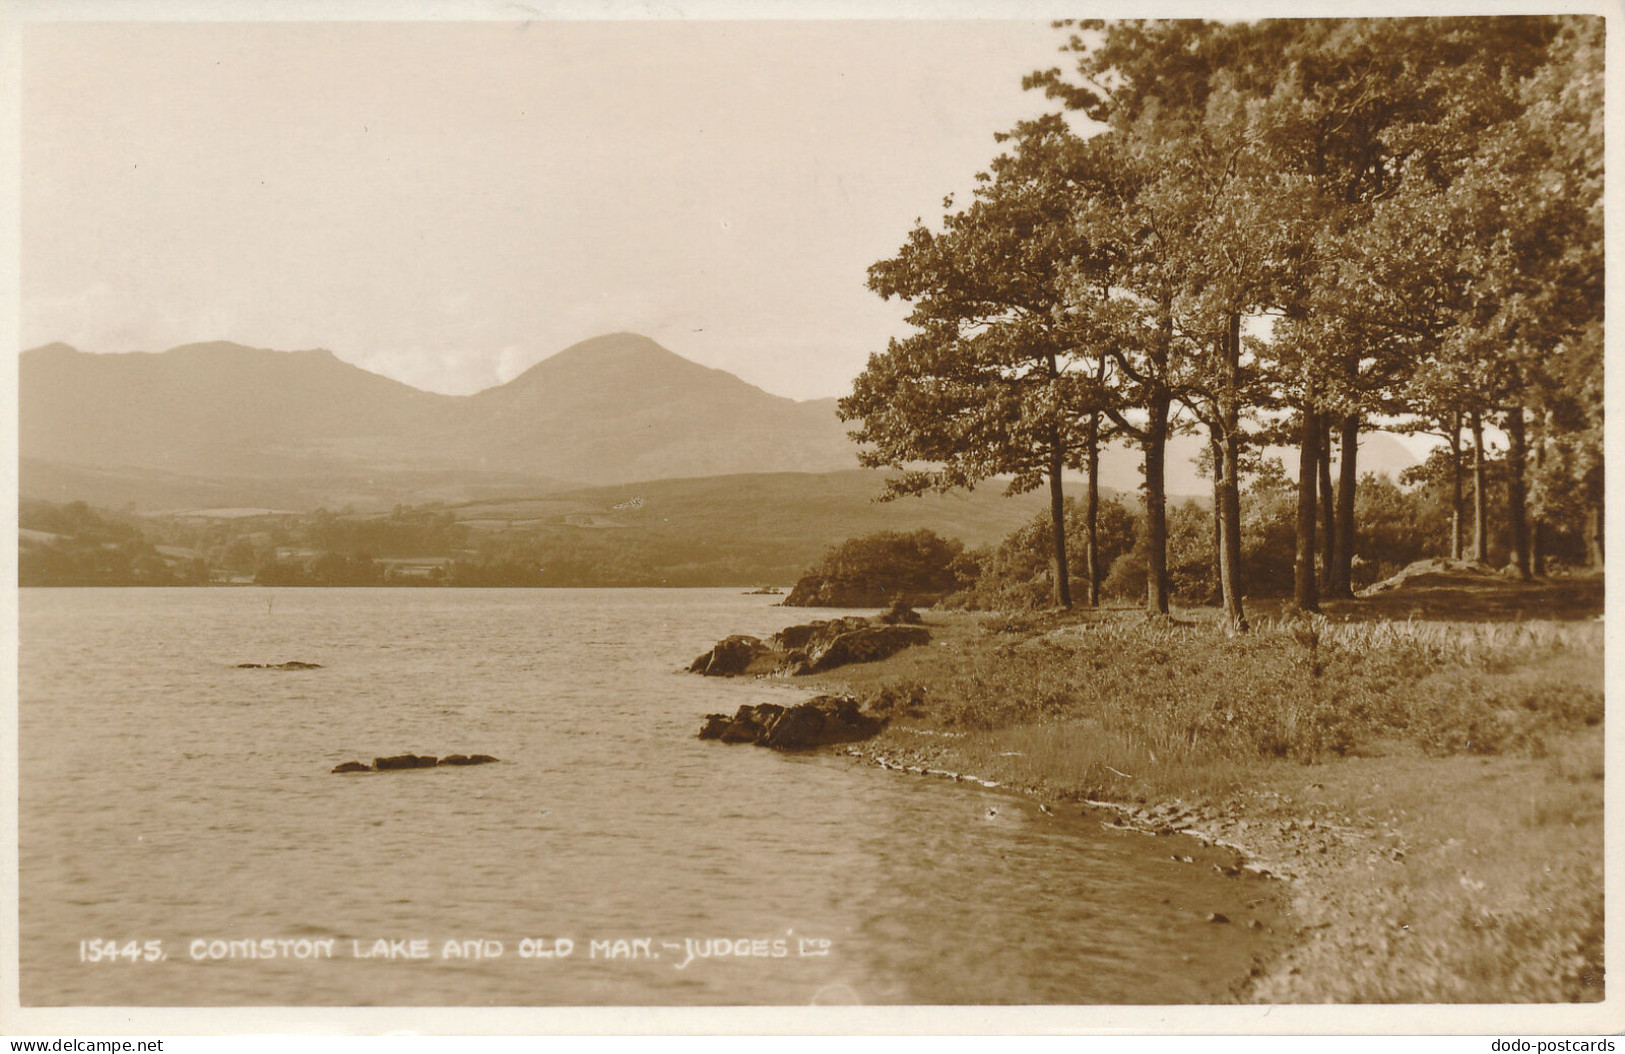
[[20, 588, 1277, 1006]]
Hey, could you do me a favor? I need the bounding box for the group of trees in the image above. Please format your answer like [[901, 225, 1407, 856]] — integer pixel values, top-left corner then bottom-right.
[[841, 17, 1603, 628], [781, 528, 967, 606], [944, 462, 1488, 610], [19, 500, 209, 586], [20, 496, 889, 589]]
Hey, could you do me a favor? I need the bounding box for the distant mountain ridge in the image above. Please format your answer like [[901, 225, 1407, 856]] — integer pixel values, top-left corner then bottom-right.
[[20, 332, 1418, 512], [20, 334, 858, 494]]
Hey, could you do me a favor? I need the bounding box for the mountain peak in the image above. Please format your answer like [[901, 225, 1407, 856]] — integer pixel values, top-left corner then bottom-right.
[[167, 340, 264, 355], [22, 342, 82, 357], [525, 333, 697, 375], [500, 332, 753, 396], [553, 332, 678, 360]]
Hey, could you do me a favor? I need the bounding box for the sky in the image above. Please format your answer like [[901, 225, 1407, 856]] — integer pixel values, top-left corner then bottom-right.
[[20, 16, 1077, 401]]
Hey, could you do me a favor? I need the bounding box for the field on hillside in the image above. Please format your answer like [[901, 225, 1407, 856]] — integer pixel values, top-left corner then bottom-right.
[[440, 470, 1116, 586]]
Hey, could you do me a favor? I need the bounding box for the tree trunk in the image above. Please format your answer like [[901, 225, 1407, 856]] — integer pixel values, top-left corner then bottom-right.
[[1217, 428, 1247, 631], [1506, 406, 1531, 581], [1318, 415, 1335, 591], [1530, 411, 1547, 578], [1216, 314, 1247, 630], [1587, 498, 1604, 567], [1048, 428, 1073, 608], [1144, 389, 1171, 616], [1471, 409, 1488, 564], [1329, 412, 1358, 598], [1449, 410, 1464, 561], [1085, 411, 1101, 607], [1208, 433, 1225, 607], [1294, 408, 1320, 612]]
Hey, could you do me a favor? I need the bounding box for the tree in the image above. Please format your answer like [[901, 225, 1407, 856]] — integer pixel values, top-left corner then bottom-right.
[[1032, 19, 1317, 624], [1439, 16, 1604, 577], [845, 116, 1109, 609]]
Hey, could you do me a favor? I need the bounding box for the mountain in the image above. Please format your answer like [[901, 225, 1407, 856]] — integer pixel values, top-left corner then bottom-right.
[[19, 335, 860, 502], [450, 333, 855, 480], [19, 333, 1417, 512], [21, 340, 456, 478]]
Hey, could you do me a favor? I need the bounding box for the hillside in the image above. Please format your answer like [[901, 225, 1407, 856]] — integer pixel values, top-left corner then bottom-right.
[[20, 333, 1418, 514], [18, 473, 1120, 588], [449, 333, 856, 480], [451, 467, 1108, 553], [20, 341, 456, 477], [18, 334, 860, 500]]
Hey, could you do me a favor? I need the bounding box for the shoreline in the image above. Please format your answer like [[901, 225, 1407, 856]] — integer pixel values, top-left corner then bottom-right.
[[751, 598, 1605, 1004], [829, 733, 1294, 1003], [831, 733, 1294, 1002]]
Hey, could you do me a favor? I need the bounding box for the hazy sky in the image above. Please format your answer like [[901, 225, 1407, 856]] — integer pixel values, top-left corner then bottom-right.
[[21, 17, 1076, 401]]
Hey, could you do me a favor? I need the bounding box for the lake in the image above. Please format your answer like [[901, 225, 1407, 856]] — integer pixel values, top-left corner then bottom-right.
[[18, 587, 1276, 1006]]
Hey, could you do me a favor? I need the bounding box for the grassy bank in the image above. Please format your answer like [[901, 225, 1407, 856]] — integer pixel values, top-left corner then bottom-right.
[[797, 584, 1605, 1003]]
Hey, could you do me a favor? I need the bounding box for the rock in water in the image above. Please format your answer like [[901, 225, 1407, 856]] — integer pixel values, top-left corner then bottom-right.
[[331, 753, 499, 773], [697, 714, 735, 740], [687, 635, 777, 677], [689, 618, 931, 678], [374, 754, 439, 770], [439, 754, 499, 766], [697, 696, 885, 751]]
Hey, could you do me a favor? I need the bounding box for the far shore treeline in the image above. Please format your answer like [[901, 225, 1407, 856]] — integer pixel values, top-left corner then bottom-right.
[[15, 442, 1561, 597], [840, 18, 1601, 628]]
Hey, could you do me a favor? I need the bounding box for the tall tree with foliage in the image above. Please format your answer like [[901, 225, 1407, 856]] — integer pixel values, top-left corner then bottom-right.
[[1440, 16, 1604, 577], [1027, 20, 1292, 618], [843, 116, 1109, 608]]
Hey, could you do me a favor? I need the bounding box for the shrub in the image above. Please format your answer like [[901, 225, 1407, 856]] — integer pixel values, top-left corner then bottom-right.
[[1101, 499, 1213, 603], [950, 497, 1136, 609], [783, 528, 965, 607]]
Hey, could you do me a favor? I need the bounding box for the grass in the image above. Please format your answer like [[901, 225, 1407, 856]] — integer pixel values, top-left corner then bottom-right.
[[799, 582, 1605, 1003], [855, 611, 1602, 787], [1243, 732, 1604, 1003]]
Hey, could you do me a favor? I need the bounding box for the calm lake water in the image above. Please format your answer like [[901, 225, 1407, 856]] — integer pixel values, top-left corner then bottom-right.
[[19, 587, 1277, 1006]]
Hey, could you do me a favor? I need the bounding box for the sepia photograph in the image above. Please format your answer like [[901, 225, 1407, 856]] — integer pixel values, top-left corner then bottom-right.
[[2, 0, 1615, 1037]]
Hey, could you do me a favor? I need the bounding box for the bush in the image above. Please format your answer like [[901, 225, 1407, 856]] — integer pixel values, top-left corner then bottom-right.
[[1101, 499, 1213, 603], [950, 497, 1136, 610], [783, 528, 965, 607]]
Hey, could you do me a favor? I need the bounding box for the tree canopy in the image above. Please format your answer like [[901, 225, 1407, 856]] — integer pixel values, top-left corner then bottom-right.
[[842, 16, 1603, 618]]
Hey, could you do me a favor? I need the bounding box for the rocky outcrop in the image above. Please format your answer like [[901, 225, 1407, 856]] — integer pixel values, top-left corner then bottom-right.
[[771, 616, 867, 652], [687, 635, 779, 677], [238, 661, 324, 670], [689, 616, 931, 678], [1358, 557, 1500, 596], [697, 696, 885, 750], [331, 754, 499, 774], [804, 625, 930, 672]]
